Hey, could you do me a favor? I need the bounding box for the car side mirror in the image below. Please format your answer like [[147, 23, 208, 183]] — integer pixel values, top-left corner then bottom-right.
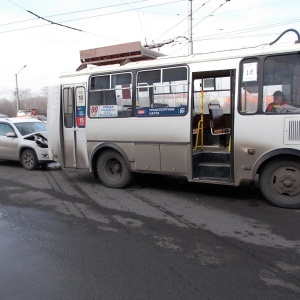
[[6, 132, 17, 138]]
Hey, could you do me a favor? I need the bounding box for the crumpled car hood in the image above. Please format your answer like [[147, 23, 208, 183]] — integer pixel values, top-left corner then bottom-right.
[[24, 131, 48, 148], [24, 131, 47, 140]]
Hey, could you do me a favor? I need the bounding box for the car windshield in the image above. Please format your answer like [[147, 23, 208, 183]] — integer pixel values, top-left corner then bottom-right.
[[31, 115, 47, 122], [14, 121, 47, 136]]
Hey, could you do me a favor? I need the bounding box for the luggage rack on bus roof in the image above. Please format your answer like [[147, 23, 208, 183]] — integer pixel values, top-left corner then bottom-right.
[[77, 41, 165, 71]]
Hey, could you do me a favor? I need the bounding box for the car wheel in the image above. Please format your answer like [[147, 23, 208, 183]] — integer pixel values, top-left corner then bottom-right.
[[21, 149, 39, 170], [97, 150, 132, 188]]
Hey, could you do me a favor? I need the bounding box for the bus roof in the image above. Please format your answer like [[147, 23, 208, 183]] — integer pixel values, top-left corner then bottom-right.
[[60, 29, 300, 78]]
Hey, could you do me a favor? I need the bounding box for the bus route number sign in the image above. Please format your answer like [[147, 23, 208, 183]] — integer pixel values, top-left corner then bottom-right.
[[76, 106, 86, 128], [76, 87, 86, 128]]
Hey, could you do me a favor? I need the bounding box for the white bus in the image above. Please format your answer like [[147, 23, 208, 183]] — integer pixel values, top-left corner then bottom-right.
[[48, 31, 300, 208]]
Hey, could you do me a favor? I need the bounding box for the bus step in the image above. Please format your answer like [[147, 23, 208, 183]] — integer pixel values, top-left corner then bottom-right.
[[193, 151, 230, 164], [194, 162, 230, 178]]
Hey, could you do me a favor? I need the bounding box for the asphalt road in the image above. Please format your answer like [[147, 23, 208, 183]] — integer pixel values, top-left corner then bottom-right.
[[0, 161, 300, 300]]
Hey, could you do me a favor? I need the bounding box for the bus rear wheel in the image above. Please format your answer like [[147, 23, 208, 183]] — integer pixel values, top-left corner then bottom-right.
[[260, 159, 300, 208], [97, 150, 132, 188]]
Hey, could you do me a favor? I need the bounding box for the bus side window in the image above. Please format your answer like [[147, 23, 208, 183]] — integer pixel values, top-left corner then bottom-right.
[[137, 70, 160, 108], [112, 74, 132, 117], [63, 88, 74, 128], [89, 72, 132, 118], [239, 60, 259, 114], [137, 83, 150, 107], [115, 85, 132, 116], [102, 90, 116, 105], [136, 67, 188, 116], [161, 67, 188, 108], [263, 54, 300, 113]]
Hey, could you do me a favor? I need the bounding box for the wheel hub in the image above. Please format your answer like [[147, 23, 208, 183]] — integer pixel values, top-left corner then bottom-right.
[[273, 168, 300, 197], [112, 163, 121, 173]]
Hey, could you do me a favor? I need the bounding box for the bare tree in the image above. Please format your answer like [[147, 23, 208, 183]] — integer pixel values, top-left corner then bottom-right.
[[40, 86, 48, 98], [0, 98, 17, 117], [0, 86, 48, 117]]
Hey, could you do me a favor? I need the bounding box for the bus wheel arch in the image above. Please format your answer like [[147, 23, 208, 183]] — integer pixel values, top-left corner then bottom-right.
[[257, 154, 300, 208], [91, 144, 131, 176], [94, 147, 133, 188]]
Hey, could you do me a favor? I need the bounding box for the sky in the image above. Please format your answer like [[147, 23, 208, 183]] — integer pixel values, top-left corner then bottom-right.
[[0, 0, 300, 99]]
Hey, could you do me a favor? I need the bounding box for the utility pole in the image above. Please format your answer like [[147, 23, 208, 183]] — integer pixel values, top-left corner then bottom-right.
[[15, 65, 27, 111], [188, 0, 193, 55], [144, 1, 194, 53]]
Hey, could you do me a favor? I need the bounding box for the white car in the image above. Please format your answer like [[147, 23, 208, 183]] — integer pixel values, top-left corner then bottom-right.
[[0, 118, 52, 170]]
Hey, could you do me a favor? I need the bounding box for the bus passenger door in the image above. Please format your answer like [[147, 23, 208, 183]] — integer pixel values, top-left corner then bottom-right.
[[61, 84, 88, 168]]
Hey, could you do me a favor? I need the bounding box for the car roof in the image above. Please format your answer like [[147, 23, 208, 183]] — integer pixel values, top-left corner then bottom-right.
[[5, 117, 44, 123]]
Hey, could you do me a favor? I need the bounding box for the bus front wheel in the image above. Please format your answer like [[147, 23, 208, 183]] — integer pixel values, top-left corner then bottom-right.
[[260, 159, 300, 208], [97, 150, 132, 189]]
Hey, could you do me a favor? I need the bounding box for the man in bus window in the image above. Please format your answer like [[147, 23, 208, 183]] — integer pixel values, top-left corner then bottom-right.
[[265, 91, 288, 113]]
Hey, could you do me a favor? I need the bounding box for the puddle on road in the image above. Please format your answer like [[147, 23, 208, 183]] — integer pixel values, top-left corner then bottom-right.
[[113, 215, 144, 228]]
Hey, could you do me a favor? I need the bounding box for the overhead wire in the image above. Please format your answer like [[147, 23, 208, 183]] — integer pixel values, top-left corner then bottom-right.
[[119, 0, 148, 45], [192, 18, 300, 42], [1, 0, 185, 34], [210, 0, 294, 18], [189, 0, 300, 43], [2, 0, 149, 27], [153, 0, 213, 42], [148, 0, 228, 51], [158, 0, 298, 54], [179, 0, 230, 39]]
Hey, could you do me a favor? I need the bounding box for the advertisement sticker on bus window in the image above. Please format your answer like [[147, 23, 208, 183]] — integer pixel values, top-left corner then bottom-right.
[[99, 105, 118, 117], [243, 62, 258, 82], [136, 106, 187, 116]]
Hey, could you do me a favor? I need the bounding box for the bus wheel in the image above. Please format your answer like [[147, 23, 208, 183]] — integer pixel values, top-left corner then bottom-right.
[[97, 150, 132, 188], [260, 159, 300, 208]]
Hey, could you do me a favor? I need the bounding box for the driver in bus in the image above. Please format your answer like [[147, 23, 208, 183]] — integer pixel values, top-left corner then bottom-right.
[[265, 90, 288, 112]]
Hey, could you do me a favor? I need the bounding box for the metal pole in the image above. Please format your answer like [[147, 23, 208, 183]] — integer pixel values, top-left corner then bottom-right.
[[188, 0, 193, 55], [15, 65, 27, 112], [15, 73, 20, 111]]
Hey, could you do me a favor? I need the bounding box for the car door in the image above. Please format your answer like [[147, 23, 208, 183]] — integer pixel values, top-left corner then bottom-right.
[[0, 122, 18, 159]]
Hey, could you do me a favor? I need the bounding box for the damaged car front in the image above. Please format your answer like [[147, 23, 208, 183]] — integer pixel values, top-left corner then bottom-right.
[[0, 118, 52, 170]]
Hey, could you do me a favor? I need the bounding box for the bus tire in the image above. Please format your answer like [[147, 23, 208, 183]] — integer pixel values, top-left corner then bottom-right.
[[21, 149, 39, 170], [259, 159, 300, 208], [97, 150, 132, 188]]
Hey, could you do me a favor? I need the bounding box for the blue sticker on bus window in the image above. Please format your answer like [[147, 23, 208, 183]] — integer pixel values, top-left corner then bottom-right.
[[136, 106, 187, 116]]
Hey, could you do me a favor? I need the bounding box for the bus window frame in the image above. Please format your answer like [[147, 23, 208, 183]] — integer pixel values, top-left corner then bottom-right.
[[239, 52, 300, 115], [238, 57, 261, 115], [88, 71, 133, 118], [135, 65, 189, 117], [262, 52, 300, 114]]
